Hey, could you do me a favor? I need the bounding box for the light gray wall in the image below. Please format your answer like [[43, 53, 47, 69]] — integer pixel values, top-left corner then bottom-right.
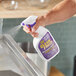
[[2, 17, 76, 76]]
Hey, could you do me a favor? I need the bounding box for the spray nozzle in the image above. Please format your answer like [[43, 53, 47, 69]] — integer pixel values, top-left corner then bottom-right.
[[21, 16, 38, 28], [22, 22, 36, 28]]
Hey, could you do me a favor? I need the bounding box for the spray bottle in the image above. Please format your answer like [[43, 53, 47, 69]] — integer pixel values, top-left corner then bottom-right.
[[21, 16, 60, 61]]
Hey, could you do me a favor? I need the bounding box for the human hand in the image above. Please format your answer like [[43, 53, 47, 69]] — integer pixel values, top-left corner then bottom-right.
[[23, 16, 46, 37]]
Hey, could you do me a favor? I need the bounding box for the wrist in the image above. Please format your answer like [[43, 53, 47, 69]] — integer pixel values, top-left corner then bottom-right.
[[44, 10, 55, 25], [40, 15, 49, 26], [43, 14, 51, 26]]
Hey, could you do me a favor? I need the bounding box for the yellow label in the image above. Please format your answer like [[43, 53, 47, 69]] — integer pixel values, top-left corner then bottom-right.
[[40, 39, 52, 50]]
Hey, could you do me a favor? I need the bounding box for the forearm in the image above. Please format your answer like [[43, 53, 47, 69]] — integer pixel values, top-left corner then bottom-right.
[[44, 0, 76, 25]]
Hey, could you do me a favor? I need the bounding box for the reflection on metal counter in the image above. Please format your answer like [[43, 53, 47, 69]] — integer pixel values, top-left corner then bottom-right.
[[18, 42, 49, 76], [0, 34, 45, 76]]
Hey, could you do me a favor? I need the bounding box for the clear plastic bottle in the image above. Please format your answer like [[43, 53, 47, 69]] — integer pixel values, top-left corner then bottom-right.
[[21, 16, 60, 61]]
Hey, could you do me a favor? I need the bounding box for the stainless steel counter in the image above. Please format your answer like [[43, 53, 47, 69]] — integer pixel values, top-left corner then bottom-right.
[[0, 34, 45, 76]]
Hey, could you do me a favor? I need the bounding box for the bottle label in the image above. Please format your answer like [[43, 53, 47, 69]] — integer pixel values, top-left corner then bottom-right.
[[38, 32, 59, 59]]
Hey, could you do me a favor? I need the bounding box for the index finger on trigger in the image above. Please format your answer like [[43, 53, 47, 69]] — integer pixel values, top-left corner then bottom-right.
[[23, 25, 31, 32]]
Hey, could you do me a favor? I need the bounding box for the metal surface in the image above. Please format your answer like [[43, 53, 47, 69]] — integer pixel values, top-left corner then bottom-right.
[[26, 53, 48, 76], [0, 34, 45, 76], [18, 42, 37, 53], [18, 42, 49, 76], [0, 71, 21, 76]]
